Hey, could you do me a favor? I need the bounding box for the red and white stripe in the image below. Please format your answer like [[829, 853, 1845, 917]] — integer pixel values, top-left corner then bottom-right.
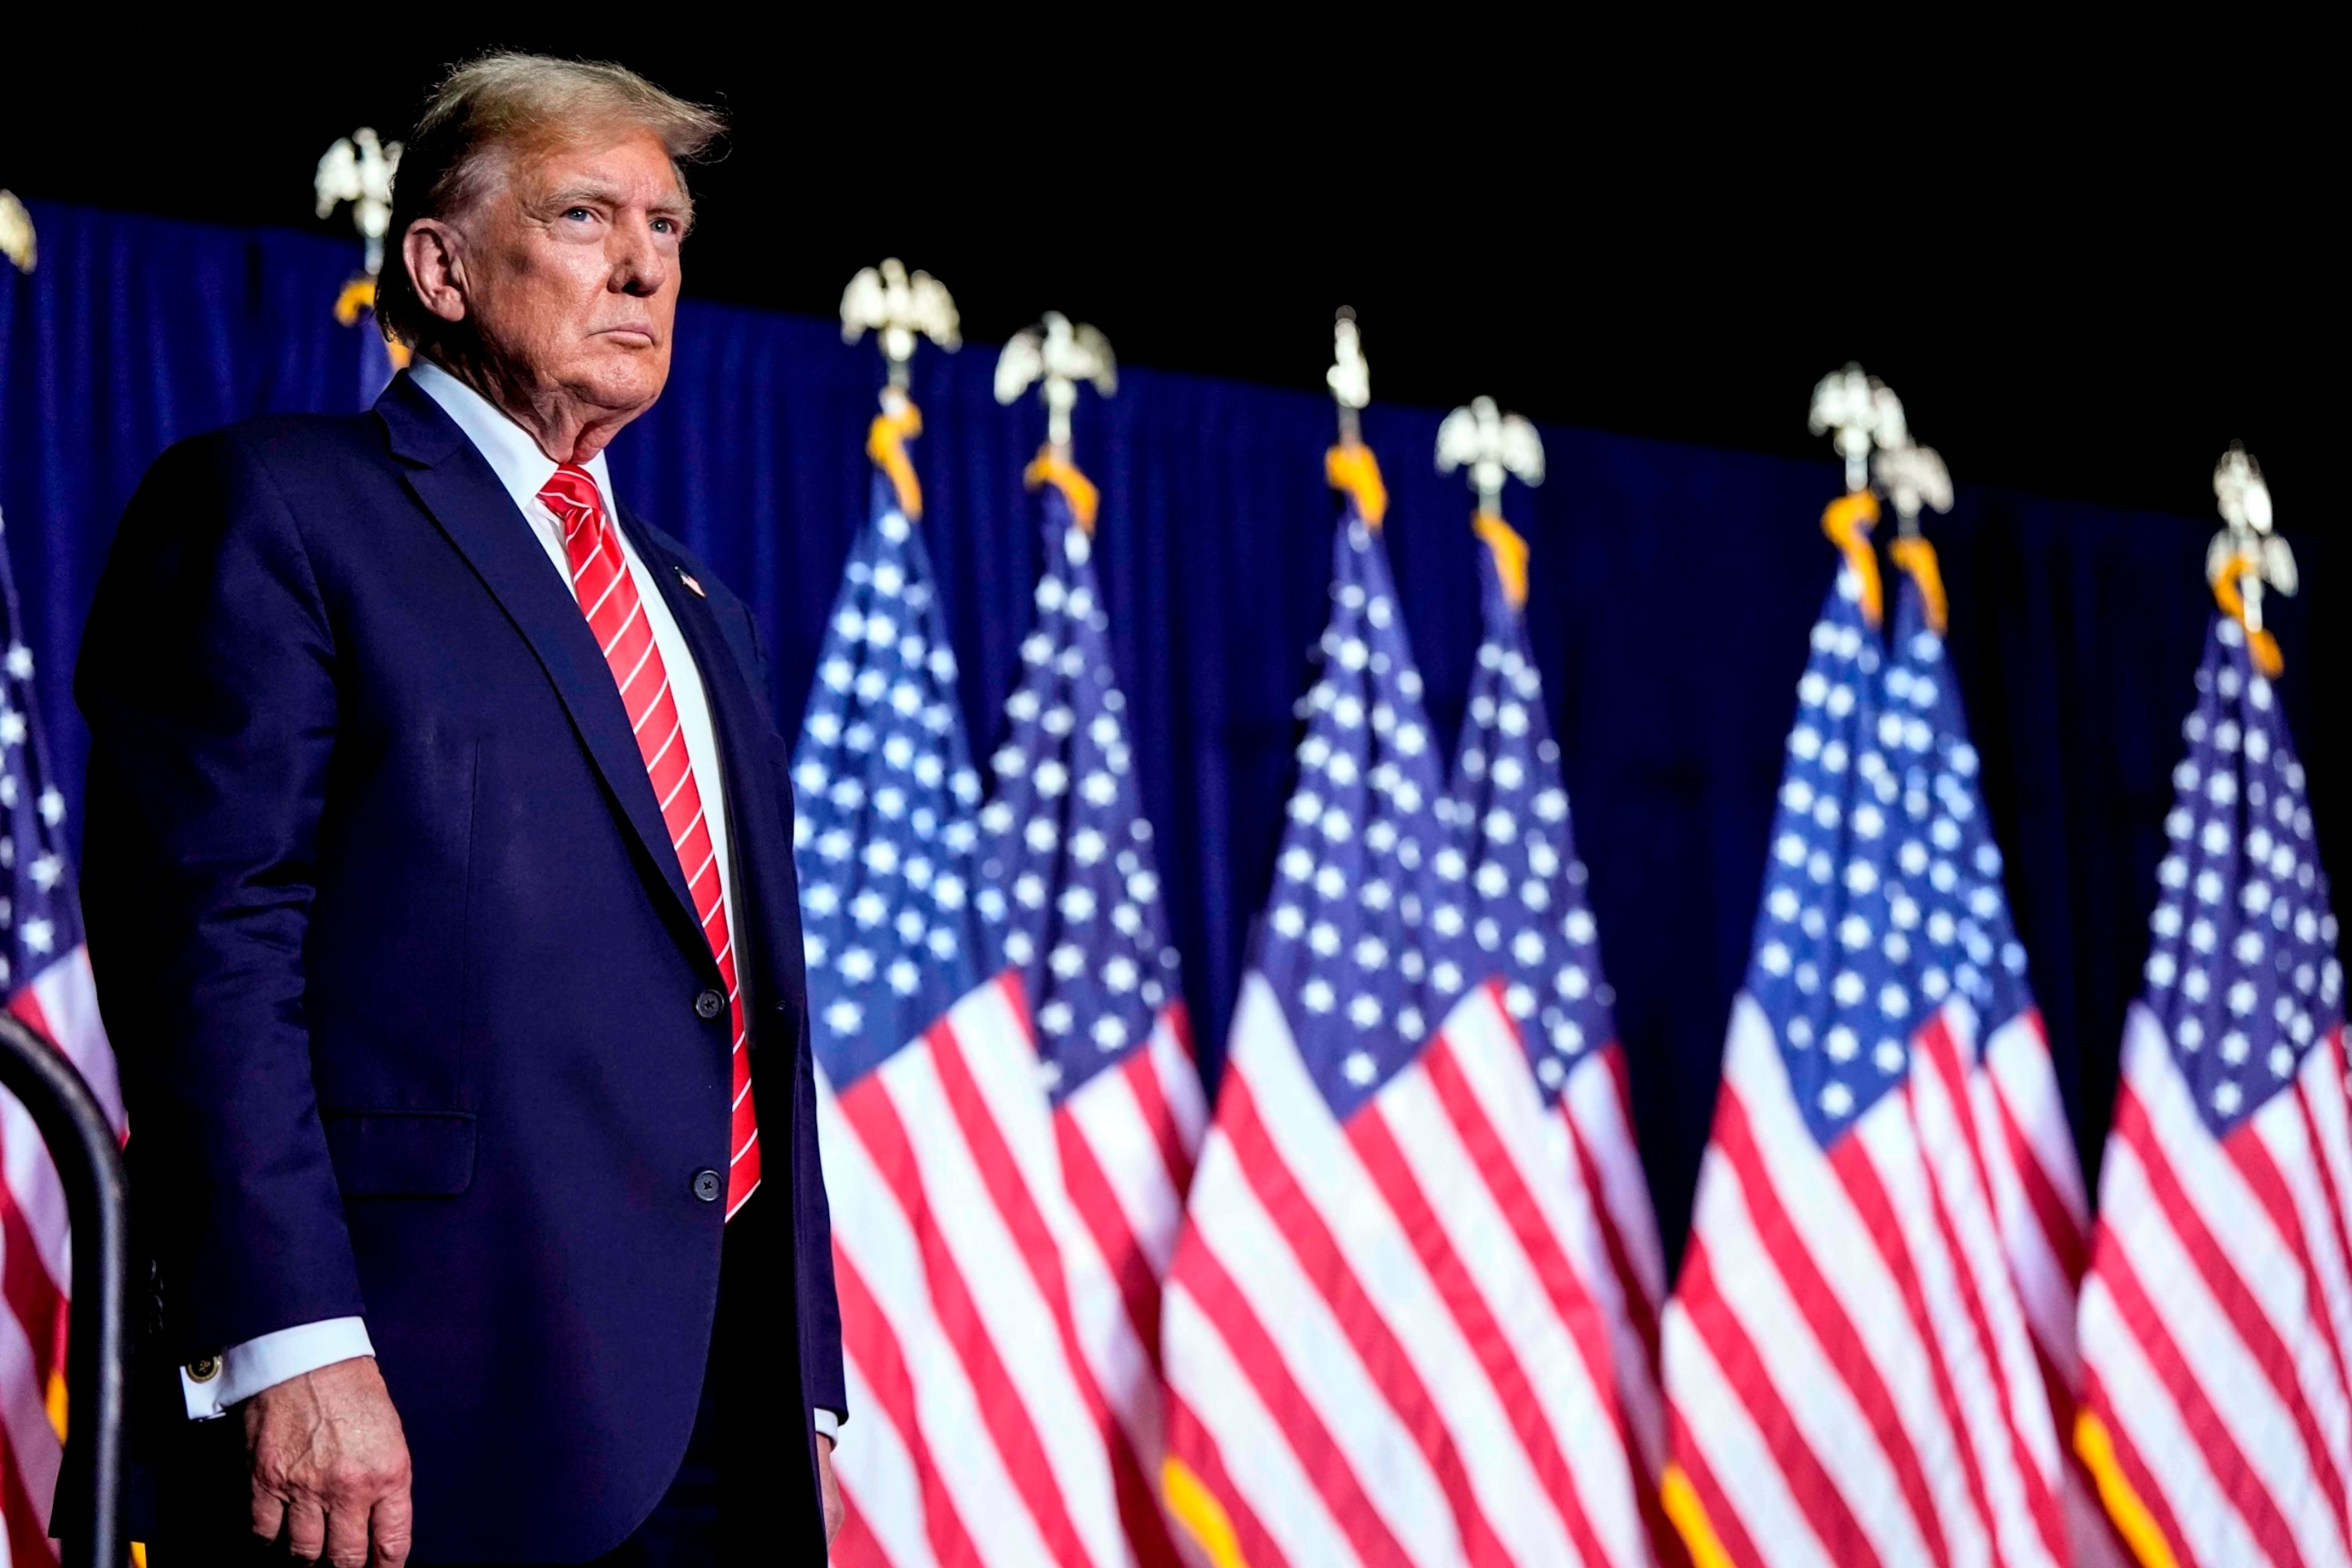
[[823, 975, 1135, 1568], [2076, 1002, 2352, 1568], [1161, 974, 1652, 1568], [2, 948, 123, 1566], [1552, 1042, 1677, 1562], [1055, 1006, 1206, 1566], [1978, 1009, 2124, 1566], [1662, 994, 2066, 1568]]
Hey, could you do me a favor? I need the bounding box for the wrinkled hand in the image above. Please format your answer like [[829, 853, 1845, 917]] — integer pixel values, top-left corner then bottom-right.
[[818, 1432, 843, 1544], [244, 1356, 413, 1567]]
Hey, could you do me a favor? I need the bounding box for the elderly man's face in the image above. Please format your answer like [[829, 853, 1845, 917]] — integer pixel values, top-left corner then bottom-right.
[[463, 128, 687, 421]]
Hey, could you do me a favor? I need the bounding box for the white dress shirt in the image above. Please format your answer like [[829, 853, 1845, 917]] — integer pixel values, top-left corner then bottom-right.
[[188, 364, 833, 1440]]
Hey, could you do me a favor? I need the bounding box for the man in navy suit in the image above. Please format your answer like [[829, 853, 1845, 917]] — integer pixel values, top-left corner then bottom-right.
[[77, 54, 842, 1566]]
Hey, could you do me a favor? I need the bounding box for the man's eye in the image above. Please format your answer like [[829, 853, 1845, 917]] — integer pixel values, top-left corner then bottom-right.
[[564, 207, 595, 222]]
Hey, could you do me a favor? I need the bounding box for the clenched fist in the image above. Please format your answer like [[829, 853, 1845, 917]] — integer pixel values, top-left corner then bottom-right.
[[244, 1356, 414, 1567]]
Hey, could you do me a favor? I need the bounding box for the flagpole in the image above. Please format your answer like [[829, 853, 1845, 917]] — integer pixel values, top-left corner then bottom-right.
[[1436, 391, 1544, 609], [315, 128, 409, 395], [2207, 443, 2296, 675], [841, 258, 959, 520], [1872, 407, 1955, 633], [1329, 307, 1367, 449], [1323, 310, 1387, 528], [1805, 362, 1920, 628]]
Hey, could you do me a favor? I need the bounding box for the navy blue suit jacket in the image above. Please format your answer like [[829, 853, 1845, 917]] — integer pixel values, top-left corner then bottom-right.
[[75, 372, 844, 1560]]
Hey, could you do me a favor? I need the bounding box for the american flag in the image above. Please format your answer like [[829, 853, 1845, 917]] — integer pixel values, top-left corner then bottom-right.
[[1160, 464, 1651, 1568], [1660, 555, 2066, 1568], [1444, 518, 1674, 1561], [974, 463, 1203, 1566], [799, 461, 1131, 1568], [2075, 611, 2350, 1567], [0, 507, 122, 1566], [1883, 564, 2115, 1565]]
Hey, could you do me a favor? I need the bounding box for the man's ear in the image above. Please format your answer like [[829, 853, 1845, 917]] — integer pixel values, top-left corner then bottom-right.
[[403, 219, 470, 325]]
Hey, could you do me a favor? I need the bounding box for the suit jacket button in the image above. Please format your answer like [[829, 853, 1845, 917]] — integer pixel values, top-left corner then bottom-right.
[[692, 1168, 723, 1203], [694, 988, 726, 1020]]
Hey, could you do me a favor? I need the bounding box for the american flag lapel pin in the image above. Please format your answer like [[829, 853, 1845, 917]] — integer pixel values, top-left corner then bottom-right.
[[675, 565, 706, 598]]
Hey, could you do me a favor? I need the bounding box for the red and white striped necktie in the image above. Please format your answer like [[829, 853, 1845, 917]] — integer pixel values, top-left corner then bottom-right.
[[538, 463, 759, 1217]]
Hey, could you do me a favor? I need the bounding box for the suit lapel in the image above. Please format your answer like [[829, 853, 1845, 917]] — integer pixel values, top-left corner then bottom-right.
[[377, 375, 703, 942], [620, 517, 771, 868]]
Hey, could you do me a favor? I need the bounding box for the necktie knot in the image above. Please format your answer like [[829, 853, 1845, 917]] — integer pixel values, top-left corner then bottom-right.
[[538, 463, 604, 530]]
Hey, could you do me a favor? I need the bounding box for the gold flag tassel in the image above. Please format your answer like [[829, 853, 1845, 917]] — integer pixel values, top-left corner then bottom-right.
[[1162, 1455, 1249, 1568], [332, 276, 413, 370], [1473, 511, 1530, 610], [1888, 533, 1948, 634], [1326, 442, 1389, 531], [332, 276, 376, 328], [2212, 554, 2285, 677], [1024, 448, 1100, 533], [1821, 489, 1884, 628], [867, 394, 926, 520], [1660, 1462, 1740, 1568], [2076, 1410, 2185, 1568]]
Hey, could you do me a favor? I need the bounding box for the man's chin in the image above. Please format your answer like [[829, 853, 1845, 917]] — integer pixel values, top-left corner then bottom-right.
[[572, 359, 669, 418]]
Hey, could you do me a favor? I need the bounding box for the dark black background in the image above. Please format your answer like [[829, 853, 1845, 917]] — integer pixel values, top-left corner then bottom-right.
[[2, 26, 2334, 528]]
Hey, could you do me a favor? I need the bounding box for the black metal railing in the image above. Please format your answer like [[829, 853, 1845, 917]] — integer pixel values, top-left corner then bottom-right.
[[0, 1011, 128, 1568]]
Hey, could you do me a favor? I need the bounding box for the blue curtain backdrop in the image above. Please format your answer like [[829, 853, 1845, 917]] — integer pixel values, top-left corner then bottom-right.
[[4, 197, 2341, 1259]]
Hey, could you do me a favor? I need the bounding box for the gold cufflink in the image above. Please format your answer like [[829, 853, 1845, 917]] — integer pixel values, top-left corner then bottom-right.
[[187, 1356, 220, 1383]]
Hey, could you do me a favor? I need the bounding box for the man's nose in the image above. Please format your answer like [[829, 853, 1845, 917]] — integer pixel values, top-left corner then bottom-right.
[[610, 222, 668, 296]]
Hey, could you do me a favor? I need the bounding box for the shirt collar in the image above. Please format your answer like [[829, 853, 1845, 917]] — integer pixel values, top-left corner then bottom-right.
[[407, 359, 619, 522]]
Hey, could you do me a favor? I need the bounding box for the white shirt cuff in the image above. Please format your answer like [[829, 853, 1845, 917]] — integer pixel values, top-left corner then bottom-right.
[[814, 1408, 840, 1442], [181, 1317, 375, 1420]]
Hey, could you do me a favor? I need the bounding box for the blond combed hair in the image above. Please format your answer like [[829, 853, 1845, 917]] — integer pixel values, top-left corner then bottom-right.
[[375, 53, 724, 350]]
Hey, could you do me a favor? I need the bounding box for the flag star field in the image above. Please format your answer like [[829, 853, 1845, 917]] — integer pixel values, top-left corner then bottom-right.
[[1256, 508, 1449, 1122], [792, 473, 994, 1088], [1885, 583, 2037, 1037], [1443, 536, 1615, 1098], [2138, 617, 2341, 1133], [977, 476, 1181, 1101], [1746, 567, 1951, 1141]]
